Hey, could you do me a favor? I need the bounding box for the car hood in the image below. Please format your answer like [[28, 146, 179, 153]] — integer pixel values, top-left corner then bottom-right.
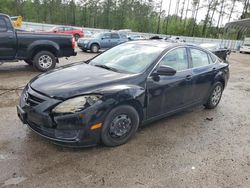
[[30, 63, 133, 99], [79, 38, 96, 42]]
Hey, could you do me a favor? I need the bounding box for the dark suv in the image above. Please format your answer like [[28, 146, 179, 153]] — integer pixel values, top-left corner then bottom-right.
[[77, 32, 128, 53]]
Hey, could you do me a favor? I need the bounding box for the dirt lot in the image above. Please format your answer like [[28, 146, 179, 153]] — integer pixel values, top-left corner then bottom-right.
[[0, 50, 250, 188]]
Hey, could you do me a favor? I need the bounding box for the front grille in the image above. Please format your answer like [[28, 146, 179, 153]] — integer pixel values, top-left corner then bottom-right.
[[26, 92, 45, 106]]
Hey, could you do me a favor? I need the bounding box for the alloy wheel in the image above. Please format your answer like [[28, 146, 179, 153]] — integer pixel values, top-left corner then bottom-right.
[[211, 85, 222, 106], [38, 55, 53, 69]]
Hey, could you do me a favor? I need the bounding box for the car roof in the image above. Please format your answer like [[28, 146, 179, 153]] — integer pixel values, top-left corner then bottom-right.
[[0, 13, 9, 18], [126, 40, 214, 55], [127, 40, 186, 49]]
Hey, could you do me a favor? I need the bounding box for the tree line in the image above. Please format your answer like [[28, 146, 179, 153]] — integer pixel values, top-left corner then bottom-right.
[[0, 0, 249, 39]]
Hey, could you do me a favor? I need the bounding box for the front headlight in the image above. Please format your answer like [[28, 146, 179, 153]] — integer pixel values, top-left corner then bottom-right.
[[52, 95, 102, 114]]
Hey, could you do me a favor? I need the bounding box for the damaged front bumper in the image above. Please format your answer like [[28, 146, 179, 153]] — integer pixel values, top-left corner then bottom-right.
[[17, 86, 104, 147]]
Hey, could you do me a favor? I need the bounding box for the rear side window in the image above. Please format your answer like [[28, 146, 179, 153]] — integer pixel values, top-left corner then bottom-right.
[[209, 53, 217, 63], [190, 48, 210, 68], [120, 34, 127, 39], [57, 27, 64, 31], [210, 54, 217, 63], [65, 27, 73, 31], [111, 33, 120, 39], [0, 18, 7, 32]]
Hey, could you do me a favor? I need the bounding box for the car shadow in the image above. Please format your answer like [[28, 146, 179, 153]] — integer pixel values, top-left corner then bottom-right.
[[28, 105, 207, 153]]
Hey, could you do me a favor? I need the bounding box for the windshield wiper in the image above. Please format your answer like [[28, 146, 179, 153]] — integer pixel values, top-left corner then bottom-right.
[[94, 64, 120, 73]]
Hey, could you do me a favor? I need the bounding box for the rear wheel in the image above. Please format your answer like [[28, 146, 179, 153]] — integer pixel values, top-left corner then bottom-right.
[[74, 34, 80, 41], [33, 51, 56, 72], [90, 44, 99, 53], [101, 105, 139, 147], [204, 82, 223, 109]]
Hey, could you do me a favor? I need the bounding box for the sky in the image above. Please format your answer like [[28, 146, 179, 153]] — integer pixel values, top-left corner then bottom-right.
[[161, 0, 244, 26]]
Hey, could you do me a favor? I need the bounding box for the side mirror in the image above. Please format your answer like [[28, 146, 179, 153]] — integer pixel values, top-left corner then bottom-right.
[[155, 65, 176, 76]]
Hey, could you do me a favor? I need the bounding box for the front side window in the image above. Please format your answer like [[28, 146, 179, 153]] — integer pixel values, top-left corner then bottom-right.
[[190, 48, 210, 68], [159, 48, 188, 71], [0, 18, 7, 32]]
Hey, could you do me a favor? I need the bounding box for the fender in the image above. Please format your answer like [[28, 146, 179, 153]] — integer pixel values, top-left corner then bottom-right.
[[93, 84, 146, 121], [213, 65, 229, 88], [87, 40, 101, 49], [97, 84, 145, 105], [27, 40, 60, 59]]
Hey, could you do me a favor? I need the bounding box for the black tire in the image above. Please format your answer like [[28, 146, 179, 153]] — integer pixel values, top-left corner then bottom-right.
[[74, 34, 80, 41], [81, 49, 87, 52], [90, 44, 100, 53], [204, 82, 223, 109], [33, 51, 56, 72], [101, 105, 139, 147], [24, 59, 33, 65]]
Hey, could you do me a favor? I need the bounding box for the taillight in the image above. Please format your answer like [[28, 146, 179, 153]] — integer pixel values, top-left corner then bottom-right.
[[72, 37, 75, 49]]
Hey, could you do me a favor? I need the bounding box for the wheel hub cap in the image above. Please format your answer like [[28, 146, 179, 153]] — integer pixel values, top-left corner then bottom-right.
[[109, 114, 132, 138], [38, 55, 52, 69]]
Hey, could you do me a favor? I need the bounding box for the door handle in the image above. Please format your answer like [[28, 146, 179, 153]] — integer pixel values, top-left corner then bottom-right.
[[186, 75, 192, 81], [8, 36, 13, 39]]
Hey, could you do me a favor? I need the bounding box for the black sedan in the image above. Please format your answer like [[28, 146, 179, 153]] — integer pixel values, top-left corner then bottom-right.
[[17, 41, 229, 147]]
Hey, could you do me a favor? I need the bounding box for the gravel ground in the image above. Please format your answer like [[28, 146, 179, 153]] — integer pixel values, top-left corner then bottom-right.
[[0, 50, 250, 188]]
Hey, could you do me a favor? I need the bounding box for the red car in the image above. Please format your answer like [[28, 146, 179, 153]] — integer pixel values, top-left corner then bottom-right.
[[48, 26, 84, 41]]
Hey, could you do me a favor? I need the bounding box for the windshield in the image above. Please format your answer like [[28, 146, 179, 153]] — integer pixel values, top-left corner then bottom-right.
[[89, 43, 163, 74]]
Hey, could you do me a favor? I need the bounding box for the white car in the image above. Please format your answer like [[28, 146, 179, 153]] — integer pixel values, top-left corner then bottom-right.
[[240, 44, 250, 53], [128, 35, 146, 41], [84, 31, 94, 38]]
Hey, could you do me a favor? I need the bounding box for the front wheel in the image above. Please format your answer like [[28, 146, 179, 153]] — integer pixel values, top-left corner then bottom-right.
[[101, 105, 139, 147], [33, 51, 56, 72], [90, 44, 99, 53], [204, 82, 223, 109]]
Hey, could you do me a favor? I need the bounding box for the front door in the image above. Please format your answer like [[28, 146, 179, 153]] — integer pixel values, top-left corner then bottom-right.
[[0, 16, 16, 59], [146, 47, 194, 119]]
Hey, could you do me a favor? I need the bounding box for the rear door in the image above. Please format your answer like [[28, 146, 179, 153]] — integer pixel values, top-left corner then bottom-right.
[[54, 27, 64, 34], [0, 16, 16, 59], [100, 33, 111, 48], [110, 33, 120, 47], [189, 47, 218, 102], [63, 27, 74, 35]]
